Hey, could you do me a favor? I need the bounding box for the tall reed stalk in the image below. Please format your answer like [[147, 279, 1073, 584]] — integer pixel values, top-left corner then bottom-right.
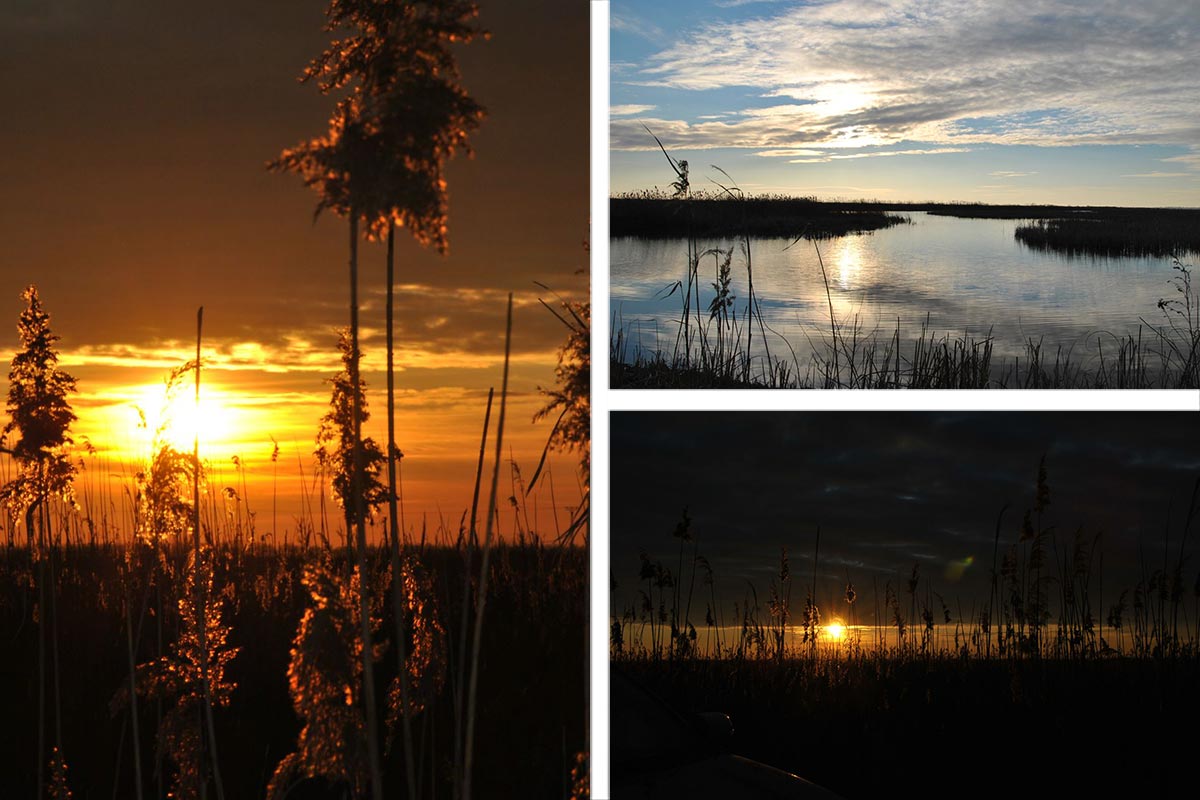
[[194, 308, 226, 800], [463, 295, 513, 800]]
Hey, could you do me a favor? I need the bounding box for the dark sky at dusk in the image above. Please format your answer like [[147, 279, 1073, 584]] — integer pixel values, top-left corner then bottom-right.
[[0, 0, 589, 531], [1, 0, 587, 352], [612, 412, 1200, 623]]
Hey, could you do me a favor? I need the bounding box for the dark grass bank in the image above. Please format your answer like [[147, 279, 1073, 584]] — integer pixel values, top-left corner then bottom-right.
[[611, 196, 910, 239], [0, 543, 586, 799]]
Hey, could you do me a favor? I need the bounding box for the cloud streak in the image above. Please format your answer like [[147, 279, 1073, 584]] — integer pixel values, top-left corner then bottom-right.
[[788, 146, 970, 163], [611, 104, 658, 117], [1122, 171, 1191, 179]]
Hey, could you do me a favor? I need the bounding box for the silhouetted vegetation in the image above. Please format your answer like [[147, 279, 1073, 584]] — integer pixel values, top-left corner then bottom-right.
[[615, 196, 1200, 256], [531, 287, 590, 546], [1, 541, 585, 799], [611, 195, 909, 239], [270, 5, 492, 798], [0, 274, 587, 798], [922, 204, 1200, 257], [1015, 213, 1200, 258], [612, 469, 1200, 798]]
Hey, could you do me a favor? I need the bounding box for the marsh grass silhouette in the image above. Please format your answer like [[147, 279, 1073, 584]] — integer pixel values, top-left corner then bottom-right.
[[0, 287, 587, 800], [611, 194, 910, 239], [272, 6, 488, 793], [0, 286, 78, 799], [612, 471, 1200, 798], [118, 547, 238, 800], [928, 205, 1200, 257], [530, 283, 590, 547], [0, 539, 585, 800]]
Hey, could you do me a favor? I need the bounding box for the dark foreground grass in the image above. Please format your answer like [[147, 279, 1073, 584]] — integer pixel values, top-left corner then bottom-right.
[[617, 654, 1200, 799], [0, 542, 586, 799], [612, 312, 1200, 389]]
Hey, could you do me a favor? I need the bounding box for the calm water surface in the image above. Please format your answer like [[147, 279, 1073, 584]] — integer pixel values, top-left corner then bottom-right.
[[611, 212, 1181, 376]]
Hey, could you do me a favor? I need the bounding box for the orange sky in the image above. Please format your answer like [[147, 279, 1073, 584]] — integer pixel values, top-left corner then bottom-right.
[[0, 0, 589, 543]]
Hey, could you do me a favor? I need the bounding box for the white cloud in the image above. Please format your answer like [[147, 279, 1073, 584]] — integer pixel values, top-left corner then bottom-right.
[[1161, 150, 1200, 171], [611, 11, 664, 42], [714, 0, 791, 7], [612, 0, 1200, 155], [1121, 172, 1191, 179], [753, 149, 826, 157], [825, 147, 970, 160], [989, 171, 1038, 178], [787, 147, 969, 163], [610, 104, 657, 117]]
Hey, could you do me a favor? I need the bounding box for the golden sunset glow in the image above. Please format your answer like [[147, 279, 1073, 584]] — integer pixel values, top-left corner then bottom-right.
[[135, 382, 237, 451], [61, 368, 579, 538], [825, 621, 847, 642]]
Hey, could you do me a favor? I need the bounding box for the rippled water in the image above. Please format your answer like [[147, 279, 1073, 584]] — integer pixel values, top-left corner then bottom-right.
[[611, 212, 1182, 377]]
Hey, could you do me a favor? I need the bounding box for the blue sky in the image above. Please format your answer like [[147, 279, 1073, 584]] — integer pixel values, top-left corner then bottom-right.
[[611, 0, 1200, 205]]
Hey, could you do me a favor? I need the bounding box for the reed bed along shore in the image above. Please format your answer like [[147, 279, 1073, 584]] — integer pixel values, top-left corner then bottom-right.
[[1014, 215, 1200, 258], [611, 195, 910, 239], [929, 204, 1200, 256], [613, 197, 1200, 255], [612, 297, 1200, 389]]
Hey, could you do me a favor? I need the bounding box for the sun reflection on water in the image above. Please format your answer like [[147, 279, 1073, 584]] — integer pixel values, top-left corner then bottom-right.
[[834, 237, 865, 291]]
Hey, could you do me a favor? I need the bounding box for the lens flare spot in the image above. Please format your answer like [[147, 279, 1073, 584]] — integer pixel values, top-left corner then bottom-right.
[[945, 555, 975, 582]]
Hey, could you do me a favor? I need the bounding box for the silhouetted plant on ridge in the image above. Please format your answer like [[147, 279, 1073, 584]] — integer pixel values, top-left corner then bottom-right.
[[315, 329, 389, 545], [530, 283, 590, 545], [0, 285, 78, 799], [1, 286, 78, 547]]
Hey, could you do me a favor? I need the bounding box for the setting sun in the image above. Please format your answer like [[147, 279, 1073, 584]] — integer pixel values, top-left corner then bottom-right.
[[130, 381, 239, 453], [825, 621, 847, 642]]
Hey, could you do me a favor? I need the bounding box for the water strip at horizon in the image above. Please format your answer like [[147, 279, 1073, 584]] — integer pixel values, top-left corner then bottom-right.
[[613, 622, 1191, 658]]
